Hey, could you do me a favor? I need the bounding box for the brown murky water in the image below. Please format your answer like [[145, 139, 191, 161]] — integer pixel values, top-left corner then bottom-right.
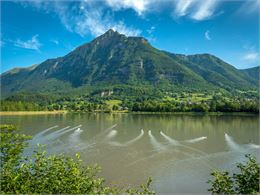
[[1, 113, 259, 194]]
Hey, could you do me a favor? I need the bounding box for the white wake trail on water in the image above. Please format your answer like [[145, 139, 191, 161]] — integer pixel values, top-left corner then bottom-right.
[[160, 131, 208, 156], [66, 127, 86, 151], [248, 144, 260, 149], [184, 136, 207, 143], [33, 125, 82, 146], [124, 129, 144, 146], [106, 130, 118, 139], [148, 130, 167, 150], [65, 124, 118, 152], [70, 127, 84, 140], [225, 133, 244, 152], [47, 126, 87, 153], [75, 128, 83, 133], [48, 125, 82, 139], [90, 124, 118, 142], [101, 124, 117, 136], [34, 125, 59, 138], [32, 126, 70, 145], [109, 129, 144, 147], [46, 126, 71, 136], [160, 131, 181, 146]]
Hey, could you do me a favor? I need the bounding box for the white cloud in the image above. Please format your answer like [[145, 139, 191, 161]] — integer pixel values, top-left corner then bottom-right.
[[192, 0, 218, 21], [173, 0, 220, 21], [75, 7, 141, 37], [22, 1, 141, 37], [19, 0, 243, 39], [174, 0, 195, 17], [105, 0, 150, 15], [243, 52, 259, 61], [105, 0, 220, 21], [14, 35, 41, 51], [205, 30, 211, 40]]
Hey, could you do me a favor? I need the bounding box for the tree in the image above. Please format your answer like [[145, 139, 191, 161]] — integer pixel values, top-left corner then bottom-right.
[[208, 154, 260, 194], [0, 125, 155, 194], [112, 104, 119, 111], [0, 124, 31, 167]]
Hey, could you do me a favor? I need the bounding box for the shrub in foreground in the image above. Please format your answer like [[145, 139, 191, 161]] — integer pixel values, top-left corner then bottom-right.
[[208, 154, 260, 194], [0, 124, 155, 194]]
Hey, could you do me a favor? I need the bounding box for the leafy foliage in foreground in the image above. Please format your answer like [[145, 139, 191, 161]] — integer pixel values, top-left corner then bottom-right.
[[0, 125, 155, 194], [208, 154, 260, 194], [0, 125, 32, 168]]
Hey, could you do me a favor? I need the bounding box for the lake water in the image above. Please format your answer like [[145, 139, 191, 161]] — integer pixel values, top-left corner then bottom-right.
[[1, 113, 259, 194]]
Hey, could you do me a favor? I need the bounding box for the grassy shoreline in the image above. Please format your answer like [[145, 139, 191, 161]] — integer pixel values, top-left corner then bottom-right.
[[0, 110, 68, 115]]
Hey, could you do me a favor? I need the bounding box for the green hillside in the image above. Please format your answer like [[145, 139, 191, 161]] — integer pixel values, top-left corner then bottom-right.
[[240, 66, 259, 83], [1, 29, 259, 100]]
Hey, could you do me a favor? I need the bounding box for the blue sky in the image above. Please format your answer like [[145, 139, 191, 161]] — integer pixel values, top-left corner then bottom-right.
[[1, 0, 259, 73]]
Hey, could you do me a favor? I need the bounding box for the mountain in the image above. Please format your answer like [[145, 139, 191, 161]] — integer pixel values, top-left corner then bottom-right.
[[1, 29, 259, 99], [240, 66, 259, 82], [164, 52, 259, 89]]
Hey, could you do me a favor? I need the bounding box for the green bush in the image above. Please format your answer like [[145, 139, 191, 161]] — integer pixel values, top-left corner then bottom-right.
[[0, 125, 155, 194], [208, 154, 260, 194]]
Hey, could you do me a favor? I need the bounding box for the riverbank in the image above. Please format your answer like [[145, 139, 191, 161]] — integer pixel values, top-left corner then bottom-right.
[[70, 110, 258, 115], [0, 110, 68, 115], [0, 110, 258, 116], [129, 111, 259, 116]]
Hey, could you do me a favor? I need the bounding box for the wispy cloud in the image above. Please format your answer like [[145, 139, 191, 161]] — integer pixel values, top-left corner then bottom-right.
[[173, 0, 220, 21], [22, 1, 141, 37], [174, 0, 195, 17], [19, 0, 256, 38], [14, 35, 41, 51], [105, 0, 219, 21], [75, 5, 141, 37], [243, 52, 259, 61], [236, 0, 260, 15], [205, 30, 211, 40], [191, 0, 219, 21]]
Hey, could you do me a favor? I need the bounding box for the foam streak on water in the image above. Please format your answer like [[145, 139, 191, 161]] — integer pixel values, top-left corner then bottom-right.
[[248, 143, 260, 149], [124, 129, 144, 146], [51, 125, 82, 137], [106, 130, 118, 139], [160, 131, 208, 156], [225, 133, 244, 152], [35, 125, 59, 138], [92, 124, 118, 141], [110, 129, 144, 147], [45, 126, 71, 136], [184, 136, 207, 143], [148, 130, 166, 150], [160, 131, 181, 146], [37, 125, 82, 144]]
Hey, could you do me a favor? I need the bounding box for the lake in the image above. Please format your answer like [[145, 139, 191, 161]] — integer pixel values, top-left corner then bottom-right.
[[1, 113, 259, 194]]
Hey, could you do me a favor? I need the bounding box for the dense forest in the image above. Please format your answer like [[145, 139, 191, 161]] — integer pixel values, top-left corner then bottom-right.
[[1, 89, 258, 113]]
